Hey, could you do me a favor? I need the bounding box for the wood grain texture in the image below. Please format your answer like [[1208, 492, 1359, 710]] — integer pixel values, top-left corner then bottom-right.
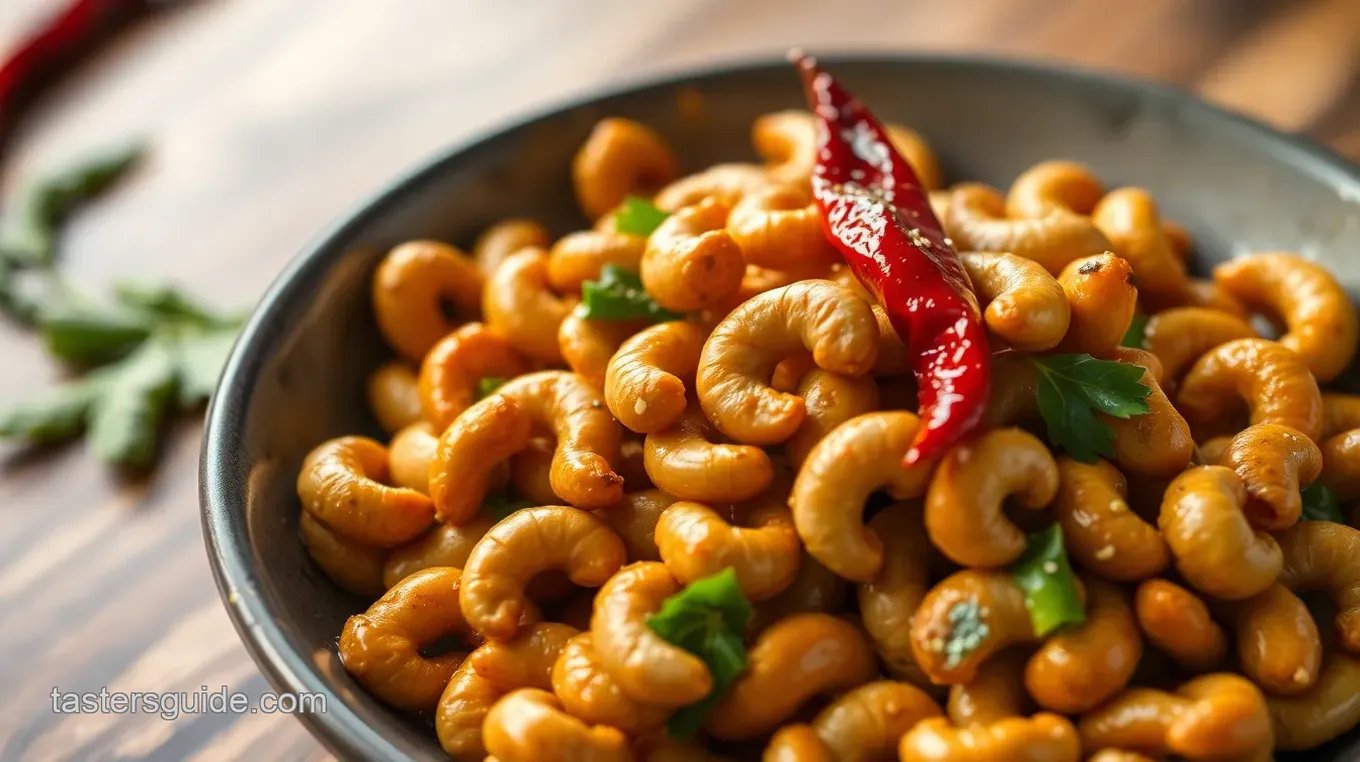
[[0, 0, 1357, 759]]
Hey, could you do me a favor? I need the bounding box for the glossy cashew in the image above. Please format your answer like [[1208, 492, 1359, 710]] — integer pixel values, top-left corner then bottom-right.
[[762, 724, 832, 762], [947, 649, 1030, 726], [943, 183, 1111, 275], [604, 320, 707, 434], [482, 247, 572, 364], [1158, 466, 1281, 600], [388, 421, 439, 495], [1220, 423, 1322, 531], [727, 184, 839, 270], [1101, 350, 1194, 479], [418, 323, 528, 430], [436, 661, 505, 761], [1267, 652, 1360, 751], [654, 163, 773, 211], [961, 251, 1070, 351], [473, 218, 551, 274], [640, 197, 745, 313], [372, 240, 484, 360], [1322, 393, 1360, 438], [1053, 253, 1137, 355], [911, 570, 1040, 684], [857, 502, 933, 687], [785, 369, 880, 467], [899, 714, 1081, 762], [572, 117, 679, 220], [460, 505, 626, 640], [1177, 338, 1323, 442], [656, 497, 800, 601], [804, 680, 943, 762], [299, 511, 386, 597], [1025, 579, 1142, 714], [297, 436, 434, 547], [1090, 188, 1189, 308], [1134, 579, 1227, 673], [1321, 429, 1360, 501], [594, 489, 676, 563], [1218, 583, 1321, 696], [1054, 457, 1168, 581], [1183, 277, 1251, 317], [1276, 521, 1360, 653], [559, 312, 645, 390], [644, 405, 775, 503], [1005, 159, 1104, 218], [367, 361, 424, 434], [382, 516, 495, 589], [552, 632, 670, 734], [1076, 674, 1273, 760], [508, 436, 559, 506], [483, 688, 632, 762], [467, 621, 579, 692], [1214, 251, 1359, 382], [1140, 307, 1257, 386], [547, 230, 647, 294]]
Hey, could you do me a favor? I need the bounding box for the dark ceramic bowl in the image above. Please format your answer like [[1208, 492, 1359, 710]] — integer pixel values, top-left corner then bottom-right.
[[201, 54, 1360, 761]]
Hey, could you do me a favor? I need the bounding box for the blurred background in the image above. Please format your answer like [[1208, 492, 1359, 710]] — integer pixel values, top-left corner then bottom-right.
[[0, 0, 1357, 759]]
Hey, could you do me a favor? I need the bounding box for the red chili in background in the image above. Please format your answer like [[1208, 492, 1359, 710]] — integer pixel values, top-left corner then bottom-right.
[[793, 51, 990, 465]]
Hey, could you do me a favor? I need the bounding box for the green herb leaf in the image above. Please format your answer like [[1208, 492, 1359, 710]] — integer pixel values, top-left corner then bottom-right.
[[576, 264, 683, 323], [168, 324, 241, 407], [646, 568, 752, 739], [483, 492, 534, 521], [115, 281, 244, 328], [477, 377, 508, 400], [1301, 482, 1344, 523], [0, 376, 103, 444], [1121, 311, 1148, 349], [1009, 524, 1086, 637], [1029, 353, 1152, 463], [85, 339, 178, 466], [37, 297, 156, 365], [613, 195, 670, 237]]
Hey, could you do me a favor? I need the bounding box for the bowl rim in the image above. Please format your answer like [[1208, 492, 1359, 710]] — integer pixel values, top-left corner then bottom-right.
[[199, 51, 1360, 760]]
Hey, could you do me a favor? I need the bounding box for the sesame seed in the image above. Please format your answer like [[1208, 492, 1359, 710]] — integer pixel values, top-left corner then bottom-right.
[[633, 399, 647, 415], [1042, 561, 1059, 574], [1108, 499, 1126, 513], [1094, 545, 1116, 561], [1294, 667, 1310, 683]]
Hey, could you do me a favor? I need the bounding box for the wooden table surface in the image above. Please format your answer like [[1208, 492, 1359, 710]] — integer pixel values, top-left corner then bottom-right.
[[1, 0, 1358, 759]]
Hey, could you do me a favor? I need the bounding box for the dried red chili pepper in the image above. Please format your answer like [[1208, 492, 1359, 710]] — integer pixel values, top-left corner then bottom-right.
[[793, 52, 990, 465]]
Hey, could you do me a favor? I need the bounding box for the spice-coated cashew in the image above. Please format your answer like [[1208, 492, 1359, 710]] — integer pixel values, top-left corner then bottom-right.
[[460, 506, 625, 640], [436, 662, 505, 761], [594, 489, 676, 563], [911, 570, 1041, 684], [297, 436, 434, 547], [705, 613, 877, 740], [654, 163, 773, 212], [1102, 351, 1194, 479], [1076, 674, 1273, 760], [382, 516, 495, 589], [961, 251, 1070, 351], [1267, 652, 1360, 751], [762, 724, 832, 762], [710, 260, 839, 319], [1025, 579, 1141, 714], [785, 369, 880, 467], [419, 323, 528, 430], [1140, 307, 1257, 387], [388, 421, 439, 494], [1183, 277, 1251, 317], [559, 312, 645, 390], [805, 681, 944, 761], [1158, 466, 1281, 600], [1218, 584, 1321, 696], [791, 411, 934, 581], [547, 230, 647, 294], [552, 632, 670, 734], [925, 427, 1059, 568], [1321, 430, 1360, 500], [899, 714, 1081, 762], [300, 511, 386, 597], [1215, 252, 1359, 382], [727, 185, 839, 270], [573, 117, 679, 220], [751, 110, 942, 190], [483, 247, 573, 364], [947, 649, 1030, 726], [1276, 521, 1360, 653], [591, 562, 713, 707], [339, 567, 474, 711], [640, 197, 745, 313], [510, 436, 560, 507], [1090, 188, 1189, 308], [372, 240, 484, 360], [857, 503, 933, 687], [644, 406, 774, 504], [1005, 160, 1104, 219], [1220, 423, 1322, 531], [871, 303, 911, 376], [431, 371, 623, 523], [656, 497, 800, 601], [483, 688, 632, 762], [1054, 253, 1137, 355], [367, 361, 424, 434], [604, 320, 707, 434], [1323, 393, 1360, 438], [467, 621, 579, 692], [1054, 457, 1168, 581], [697, 280, 879, 445], [1177, 338, 1323, 442], [1133, 579, 1227, 673], [473, 218, 551, 275], [750, 552, 848, 634], [943, 183, 1111, 275]]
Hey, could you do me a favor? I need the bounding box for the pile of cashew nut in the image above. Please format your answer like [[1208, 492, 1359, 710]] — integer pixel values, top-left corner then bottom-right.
[[296, 111, 1360, 761]]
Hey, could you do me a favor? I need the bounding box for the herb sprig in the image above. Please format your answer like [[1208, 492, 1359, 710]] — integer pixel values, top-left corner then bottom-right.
[[1028, 353, 1152, 463], [576, 264, 682, 323]]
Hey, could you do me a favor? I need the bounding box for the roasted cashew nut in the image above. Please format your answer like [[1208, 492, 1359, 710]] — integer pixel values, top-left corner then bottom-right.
[[482, 247, 573, 364], [418, 323, 528, 431], [1054, 457, 1168, 581], [640, 197, 745, 313], [1323, 393, 1360, 438], [857, 502, 933, 688], [1141, 307, 1257, 387], [1054, 253, 1137, 355], [1076, 674, 1273, 760], [1220, 423, 1322, 531], [925, 427, 1059, 568], [1183, 277, 1251, 317], [1102, 349, 1194, 479], [339, 567, 474, 711], [1025, 579, 1141, 714], [559, 312, 646, 390], [590, 561, 713, 708], [436, 662, 504, 761], [726, 185, 839, 270], [751, 109, 942, 190], [507, 436, 558, 506], [604, 320, 707, 434], [697, 280, 879, 445], [299, 511, 386, 597], [431, 371, 623, 523], [805, 680, 943, 761], [473, 218, 551, 275], [1217, 583, 1321, 696], [1177, 338, 1324, 442], [784, 369, 880, 468], [1267, 652, 1360, 751], [572, 117, 679, 220], [1134, 579, 1227, 673], [791, 411, 933, 581], [1214, 251, 1360, 382], [656, 497, 800, 601], [947, 649, 1030, 727], [372, 240, 484, 360], [552, 632, 670, 734], [484, 688, 632, 762], [1090, 188, 1189, 308], [1276, 520, 1360, 653], [654, 163, 773, 212], [467, 621, 579, 692], [1005, 160, 1104, 218], [297, 436, 434, 547], [593, 489, 676, 563], [643, 406, 775, 504], [388, 421, 439, 495], [762, 724, 832, 762], [911, 570, 1042, 684], [1321, 429, 1360, 501], [961, 251, 1070, 351], [899, 714, 1081, 762], [943, 183, 1111, 275], [1158, 466, 1282, 600], [367, 361, 424, 434], [547, 230, 647, 294], [705, 613, 877, 740], [383, 515, 495, 589]]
